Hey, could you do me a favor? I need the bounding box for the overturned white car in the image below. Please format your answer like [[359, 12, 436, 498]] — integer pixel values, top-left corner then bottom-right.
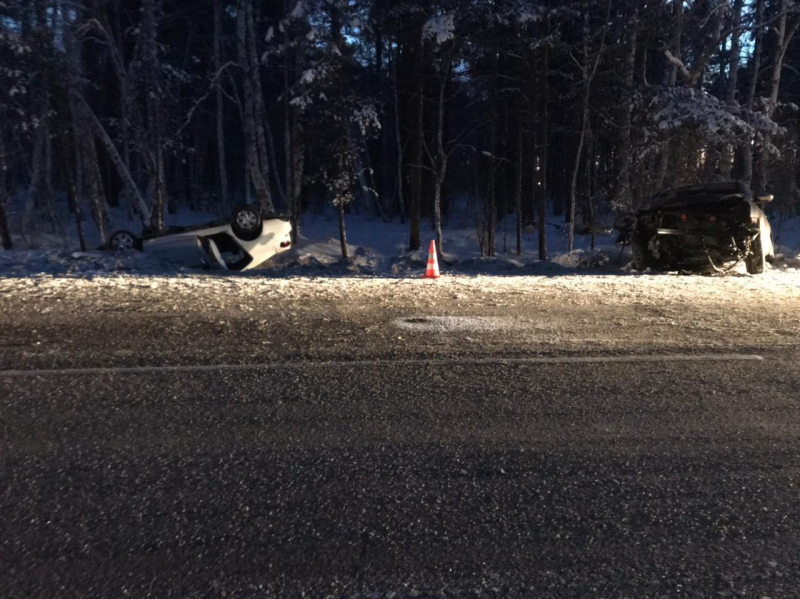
[[108, 205, 292, 271]]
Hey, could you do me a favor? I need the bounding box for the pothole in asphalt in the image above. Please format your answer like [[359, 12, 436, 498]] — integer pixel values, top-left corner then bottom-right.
[[394, 316, 531, 332]]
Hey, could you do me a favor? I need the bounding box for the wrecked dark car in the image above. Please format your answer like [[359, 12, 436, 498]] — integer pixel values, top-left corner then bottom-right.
[[614, 182, 775, 274]]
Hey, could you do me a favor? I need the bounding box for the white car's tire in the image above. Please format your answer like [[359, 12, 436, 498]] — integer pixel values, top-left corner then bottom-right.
[[231, 205, 262, 241], [745, 220, 766, 274], [631, 239, 651, 271], [109, 230, 140, 252]]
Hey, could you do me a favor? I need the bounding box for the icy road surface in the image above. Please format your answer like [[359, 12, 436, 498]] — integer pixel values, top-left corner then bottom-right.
[[1, 269, 799, 369], [2, 270, 800, 597]]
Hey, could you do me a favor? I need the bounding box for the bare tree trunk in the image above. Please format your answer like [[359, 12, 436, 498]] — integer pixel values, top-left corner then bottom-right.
[[432, 65, 451, 257], [409, 33, 424, 251], [291, 119, 304, 237], [0, 127, 11, 249], [514, 99, 523, 256], [89, 2, 136, 217], [0, 201, 10, 249], [285, 42, 296, 237], [151, 154, 165, 231], [498, 61, 508, 254], [55, 127, 87, 250], [170, 152, 182, 215], [569, 0, 609, 252], [348, 124, 379, 217], [719, 0, 743, 180], [656, 0, 683, 190], [244, 144, 252, 204], [755, 0, 799, 193], [263, 109, 286, 203], [24, 122, 46, 229], [68, 3, 146, 225], [538, 40, 549, 260], [113, 23, 134, 216], [286, 13, 306, 241], [120, 87, 134, 218], [281, 0, 293, 212], [487, 52, 499, 257], [42, 119, 59, 233], [569, 110, 587, 253], [82, 132, 109, 244], [569, 4, 590, 252], [433, 169, 445, 256], [362, 133, 385, 220], [236, 0, 274, 214], [617, 4, 639, 209], [74, 95, 149, 220], [391, 44, 406, 223], [741, 0, 765, 190], [142, 0, 166, 231], [337, 200, 348, 260], [585, 130, 596, 250], [245, 0, 275, 215], [214, 0, 229, 205], [487, 113, 497, 256]]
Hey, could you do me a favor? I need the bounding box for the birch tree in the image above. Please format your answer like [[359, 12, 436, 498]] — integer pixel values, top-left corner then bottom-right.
[[741, 0, 765, 190], [754, 0, 800, 193], [718, 0, 744, 180], [537, 20, 550, 260], [236, 0, 274, 215], [1, 0, 799, 254], [410, 23, 425, 251], [0, 113, 12, 249], [422, 13, 456, 257], [140, 0, 167, 232], [568, 0, 610, 252], [616, 1, 639, 210], [214, 0, 229, 204]]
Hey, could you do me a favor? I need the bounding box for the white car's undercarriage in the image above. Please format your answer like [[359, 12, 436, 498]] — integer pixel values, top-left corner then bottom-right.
[[109, 206, 292, 271]]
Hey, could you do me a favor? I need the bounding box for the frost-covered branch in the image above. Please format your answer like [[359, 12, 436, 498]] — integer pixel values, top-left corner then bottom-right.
[[175, 61, 239, 136]]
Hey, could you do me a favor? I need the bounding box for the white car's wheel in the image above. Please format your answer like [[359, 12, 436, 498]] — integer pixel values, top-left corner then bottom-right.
[[231, 205, 262, 241], [631, 239, 651, 271], [745, 220, 767, 274], [109, 230, 139, 252]]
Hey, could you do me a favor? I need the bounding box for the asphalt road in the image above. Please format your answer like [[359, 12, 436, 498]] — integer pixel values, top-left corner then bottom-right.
[[2, 274, 800, 598]]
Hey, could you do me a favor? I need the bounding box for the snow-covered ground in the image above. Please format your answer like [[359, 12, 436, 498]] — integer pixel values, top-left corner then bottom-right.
[[3, 260, 800, 361], [1, 205, 799, 277], [269, 212, 619, 275], [3, 205, 800, 360]]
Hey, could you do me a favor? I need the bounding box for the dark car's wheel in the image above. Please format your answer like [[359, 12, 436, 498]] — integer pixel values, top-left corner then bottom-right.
[[745, 221, 766, 274], [231, 204, 262, 241], [109, 230, 140, 252], [631, 239, 651, 271]]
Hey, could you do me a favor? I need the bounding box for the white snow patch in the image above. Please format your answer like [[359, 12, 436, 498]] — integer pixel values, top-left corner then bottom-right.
[[291, 0, 304, 18], [423, 14, 455, 44], [553, 250, 610, 269], [300, 69, 316, 85], [394, 316, 531, 332]]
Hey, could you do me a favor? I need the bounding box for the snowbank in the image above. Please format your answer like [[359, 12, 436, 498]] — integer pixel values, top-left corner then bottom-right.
[[552, 249, 612, 269], [2, 211, 799, 279], [0, 249, 185, 277]]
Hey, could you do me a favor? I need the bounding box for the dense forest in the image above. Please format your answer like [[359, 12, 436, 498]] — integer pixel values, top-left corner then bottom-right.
[[1, 0, 799, 258]]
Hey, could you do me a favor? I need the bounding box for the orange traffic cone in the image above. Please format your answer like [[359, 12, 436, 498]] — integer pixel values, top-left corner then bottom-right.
[[422, 240, 441, 279]]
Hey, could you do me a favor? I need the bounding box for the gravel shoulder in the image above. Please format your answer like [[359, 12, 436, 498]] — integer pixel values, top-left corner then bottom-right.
[[2, 270, 799, 369]]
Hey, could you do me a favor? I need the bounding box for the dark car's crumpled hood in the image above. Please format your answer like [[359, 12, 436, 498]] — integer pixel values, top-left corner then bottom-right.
[[641, 182, 750, 212]]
